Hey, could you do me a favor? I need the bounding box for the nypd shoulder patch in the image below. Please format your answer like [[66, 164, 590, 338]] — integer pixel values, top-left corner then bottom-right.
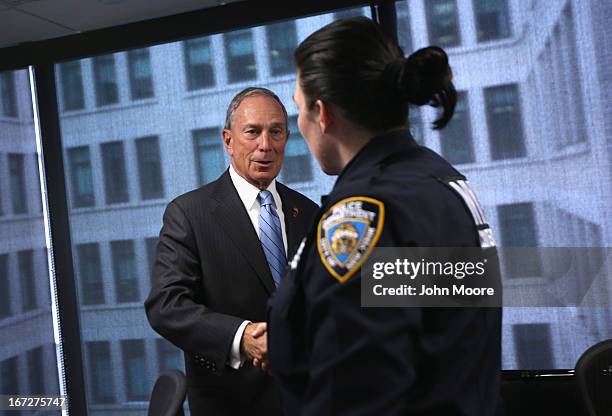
[[317, 196, 385, 283]]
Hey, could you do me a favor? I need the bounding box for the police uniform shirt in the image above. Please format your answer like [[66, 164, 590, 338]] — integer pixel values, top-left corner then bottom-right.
[[267, 129, 502, 416]]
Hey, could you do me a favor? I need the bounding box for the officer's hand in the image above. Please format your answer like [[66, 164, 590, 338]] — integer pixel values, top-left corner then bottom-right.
[[251, 322, 267, 338], [250, 323, 270, 371], [252, 357, 270, 372], [241, 322, 267, 363]]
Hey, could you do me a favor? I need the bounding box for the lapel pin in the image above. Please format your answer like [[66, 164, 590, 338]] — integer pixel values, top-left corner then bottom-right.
[[292, 207, 299, 218]]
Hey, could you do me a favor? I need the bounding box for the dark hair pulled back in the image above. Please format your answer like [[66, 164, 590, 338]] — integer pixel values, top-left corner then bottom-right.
[[295, 17, 456, 131]]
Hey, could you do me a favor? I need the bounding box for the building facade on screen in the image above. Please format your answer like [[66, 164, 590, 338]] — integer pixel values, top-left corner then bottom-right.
[[0, 0, 610, 413]]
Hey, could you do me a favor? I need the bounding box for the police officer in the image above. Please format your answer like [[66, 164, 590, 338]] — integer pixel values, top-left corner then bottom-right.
[[264, 17, 502, 415]]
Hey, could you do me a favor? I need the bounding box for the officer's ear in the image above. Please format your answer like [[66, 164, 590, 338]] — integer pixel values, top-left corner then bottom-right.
[[314, 99, 334, 134]]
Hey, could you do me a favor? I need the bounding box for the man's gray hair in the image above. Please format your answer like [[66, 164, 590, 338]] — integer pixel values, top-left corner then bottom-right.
[[224, 87, 289, 131]]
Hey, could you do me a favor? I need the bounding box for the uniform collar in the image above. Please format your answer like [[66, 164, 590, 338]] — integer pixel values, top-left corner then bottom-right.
[[333, 128, 419, 188]]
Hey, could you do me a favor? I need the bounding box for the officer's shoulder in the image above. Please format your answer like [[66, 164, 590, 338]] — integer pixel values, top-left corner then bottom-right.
[[378, 147, 464, 200]]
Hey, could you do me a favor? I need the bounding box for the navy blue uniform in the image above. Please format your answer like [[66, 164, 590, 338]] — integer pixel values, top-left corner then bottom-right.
[[267, 130, 501, 415]]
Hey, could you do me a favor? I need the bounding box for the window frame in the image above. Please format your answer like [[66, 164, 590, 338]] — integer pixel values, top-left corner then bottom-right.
[[281, 116, 313, 184], [1, 5, 596, 415], [92, 54, 119, 107], [59, 61, 85, 111], [223, 29, 257, 83], [473, 0, 512, 43], [0, 254, 11, 318], [0, 71, 18, 117], [183, 38, 215, 91], [265, 21, 298, 76], [18, 249, 37, 312], [120, 339, 149, 402], [8, 153, 28, 215], [86, 341, 115, 404], [135, 135, 164, 200], [67, 146, 95, 208], [193, 127, 226, 186], [76, 242, 105, 305], [425, 0, 461, 48], [101, 140, 129, 204], [438, 91, 475, 165], [110, 239, 140, 303], [485, 83, 527, 161], [127, 48, 154, 100]]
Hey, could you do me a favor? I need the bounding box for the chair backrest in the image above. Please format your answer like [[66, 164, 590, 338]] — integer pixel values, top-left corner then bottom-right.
[[501, 370, 583, 416], [147, 369, 187, 416], [575, 339, 612, 416]]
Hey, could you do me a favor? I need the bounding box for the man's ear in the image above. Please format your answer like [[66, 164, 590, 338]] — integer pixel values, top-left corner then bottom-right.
[[314, 99, 334, 134], [222, 129, 233, 156]]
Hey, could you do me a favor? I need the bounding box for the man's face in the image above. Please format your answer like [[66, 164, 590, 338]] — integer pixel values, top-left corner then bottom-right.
[[223, 95, 288, 189]]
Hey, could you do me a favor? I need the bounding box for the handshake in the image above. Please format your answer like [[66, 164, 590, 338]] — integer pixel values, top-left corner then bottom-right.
[[240, 322, 270, 371]]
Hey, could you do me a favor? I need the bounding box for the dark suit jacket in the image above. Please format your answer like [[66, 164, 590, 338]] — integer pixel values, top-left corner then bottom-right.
[[145, 170, 318, 415]]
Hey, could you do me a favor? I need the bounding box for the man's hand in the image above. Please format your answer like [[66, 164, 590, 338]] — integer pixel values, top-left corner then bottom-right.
[[251, 323, 270, 371], [241, 322, 268, 364]]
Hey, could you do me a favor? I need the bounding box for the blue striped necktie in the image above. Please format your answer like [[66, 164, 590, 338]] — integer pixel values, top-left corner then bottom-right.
[[258, 190, 287, 287]]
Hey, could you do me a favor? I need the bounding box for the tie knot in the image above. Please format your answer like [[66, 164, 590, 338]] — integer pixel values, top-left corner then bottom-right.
[[258, 190, 274, 207]]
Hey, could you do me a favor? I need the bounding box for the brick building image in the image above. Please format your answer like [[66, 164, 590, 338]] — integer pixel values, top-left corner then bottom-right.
[[0, 1, 610, 413]]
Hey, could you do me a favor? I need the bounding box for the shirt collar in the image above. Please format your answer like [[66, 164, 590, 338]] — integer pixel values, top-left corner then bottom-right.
[[228, 164, 281, 210]]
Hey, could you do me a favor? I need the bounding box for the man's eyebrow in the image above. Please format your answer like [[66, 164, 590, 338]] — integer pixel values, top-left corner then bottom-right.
[[241, 122, 286, 129]]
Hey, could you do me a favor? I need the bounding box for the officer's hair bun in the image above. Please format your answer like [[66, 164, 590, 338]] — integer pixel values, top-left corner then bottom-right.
[[383, 46, 457, 129]]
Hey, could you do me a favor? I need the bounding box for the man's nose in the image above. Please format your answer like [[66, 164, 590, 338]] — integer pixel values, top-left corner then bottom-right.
[[258, 131, 272, 151]]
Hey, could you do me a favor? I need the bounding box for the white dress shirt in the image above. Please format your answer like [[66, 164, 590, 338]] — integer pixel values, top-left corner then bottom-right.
[[227, 164, 288, 369]]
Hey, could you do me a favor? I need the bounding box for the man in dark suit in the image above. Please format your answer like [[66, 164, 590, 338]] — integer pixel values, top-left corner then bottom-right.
[[145, 87, 318, 415]]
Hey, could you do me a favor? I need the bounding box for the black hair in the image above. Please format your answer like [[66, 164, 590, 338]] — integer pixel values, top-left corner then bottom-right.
[[294, 17, 456, 131]]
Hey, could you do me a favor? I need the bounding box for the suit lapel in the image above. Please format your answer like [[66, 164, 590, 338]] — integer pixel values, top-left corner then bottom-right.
[[211, 171, 276, 295], [277, 182, 306, 259]]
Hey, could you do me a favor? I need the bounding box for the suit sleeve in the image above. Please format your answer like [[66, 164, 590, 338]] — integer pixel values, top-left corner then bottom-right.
[[145, 200, 244, 375]]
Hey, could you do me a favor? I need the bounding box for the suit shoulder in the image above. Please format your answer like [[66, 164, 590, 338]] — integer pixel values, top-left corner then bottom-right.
[[168, 180, 218, 212], [278, 182, 318, 210]]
